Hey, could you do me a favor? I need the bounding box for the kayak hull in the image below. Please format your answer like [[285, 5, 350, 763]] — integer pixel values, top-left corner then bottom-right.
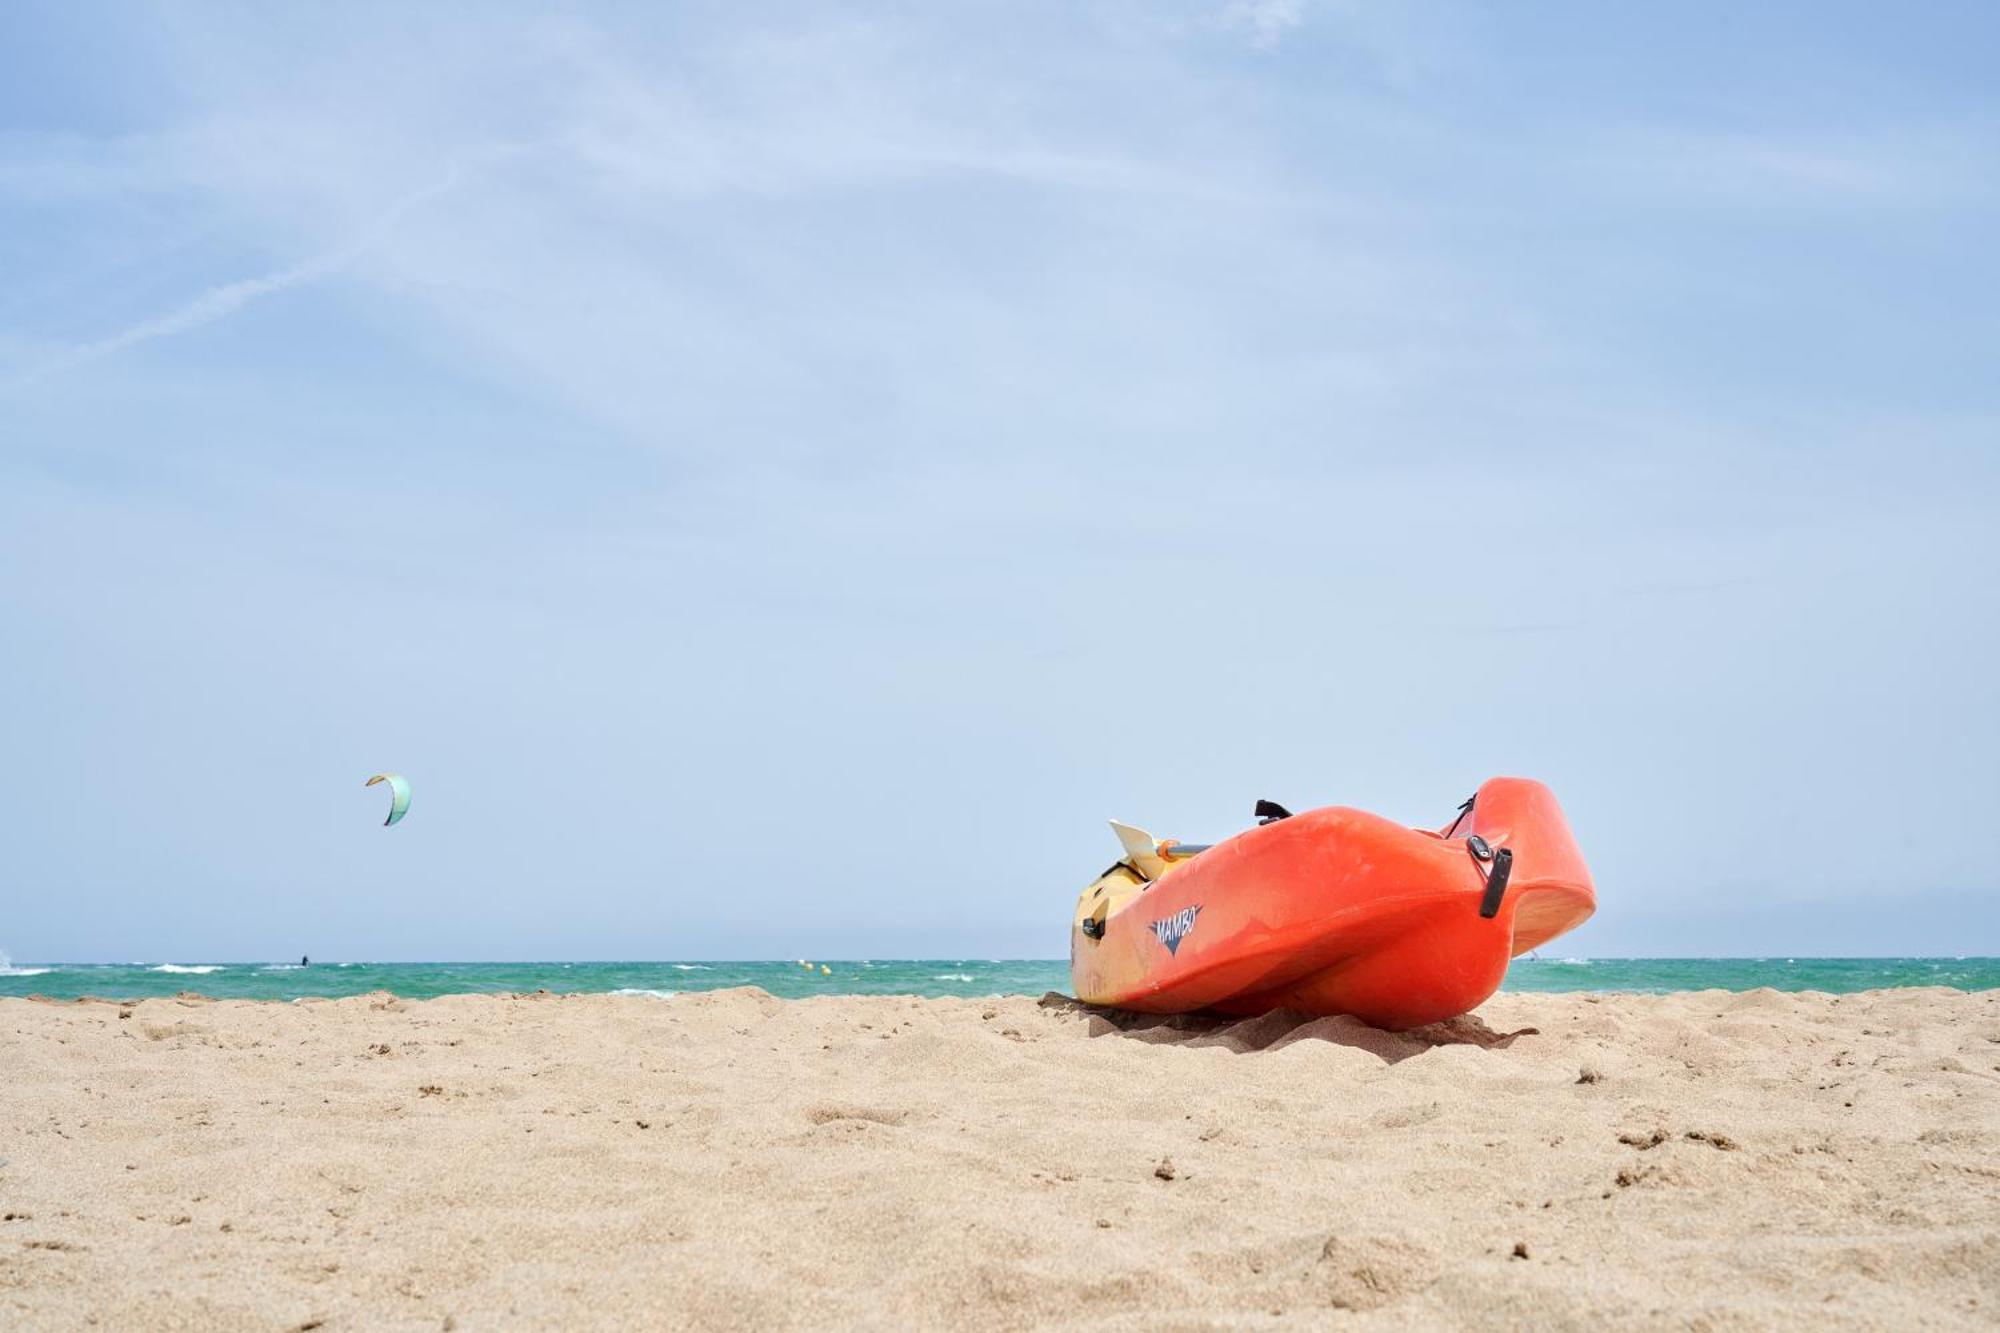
[[1069, 777, 1594, 1030]]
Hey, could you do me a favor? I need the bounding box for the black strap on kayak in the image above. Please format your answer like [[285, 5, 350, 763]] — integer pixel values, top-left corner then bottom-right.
[[1478, 847, 1513, 919], [1444, 794, 1476, 838], [1254, 799, 1292, 824]]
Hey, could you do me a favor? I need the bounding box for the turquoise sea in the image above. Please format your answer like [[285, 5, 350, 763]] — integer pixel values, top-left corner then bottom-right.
[[1, 957, 1995, 1002]]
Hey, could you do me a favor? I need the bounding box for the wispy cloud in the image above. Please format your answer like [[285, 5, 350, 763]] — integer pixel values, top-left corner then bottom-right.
[[1, 157, 500, 396], [1572, 124, 2000, 211], [1219, 0, 1314, 50]]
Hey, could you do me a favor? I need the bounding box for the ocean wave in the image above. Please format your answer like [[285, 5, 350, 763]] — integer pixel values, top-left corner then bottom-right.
[[610, 987, 676, 999], [0, 951, 52, 977], [261, 964, 304, 971], [932, 973, 975, 982], [671, 964, 710, 971], [150, 964, 224, 974], [1552, 958, 1592, 967]]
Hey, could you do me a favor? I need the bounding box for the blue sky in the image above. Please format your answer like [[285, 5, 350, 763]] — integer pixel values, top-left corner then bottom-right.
[[3, 1, 1996, 961]]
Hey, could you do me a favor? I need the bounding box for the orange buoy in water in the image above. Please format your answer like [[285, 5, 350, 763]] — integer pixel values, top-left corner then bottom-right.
[[1070, 777, 1595, 1030]]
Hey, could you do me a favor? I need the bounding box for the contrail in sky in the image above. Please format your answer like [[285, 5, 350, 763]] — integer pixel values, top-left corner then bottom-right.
[[1, 158, 500, 397]]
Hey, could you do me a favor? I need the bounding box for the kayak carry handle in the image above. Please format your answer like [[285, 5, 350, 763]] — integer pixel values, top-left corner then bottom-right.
[[1255, 800, 1293, 824], [1478, 847, 1513, 919]]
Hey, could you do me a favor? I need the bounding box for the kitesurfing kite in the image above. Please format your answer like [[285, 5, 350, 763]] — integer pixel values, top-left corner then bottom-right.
[[364, 773, 411, 827]]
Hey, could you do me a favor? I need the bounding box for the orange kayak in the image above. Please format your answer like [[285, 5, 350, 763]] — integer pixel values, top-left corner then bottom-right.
[[1069, 777, 1595, 1029]]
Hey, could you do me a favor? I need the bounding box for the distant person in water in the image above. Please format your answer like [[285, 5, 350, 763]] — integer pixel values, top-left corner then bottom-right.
[[300, 955, 309, 966]]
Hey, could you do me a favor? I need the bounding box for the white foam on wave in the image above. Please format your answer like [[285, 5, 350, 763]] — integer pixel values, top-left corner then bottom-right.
[[933, 973, 975, 982], [261, 964, 303, 971], [610, 987, 676, 999], [672, 964, 710, 971], [1552, 958, 1591, 966], [0, 950, 52, 977], [151, 964, 224, 974]]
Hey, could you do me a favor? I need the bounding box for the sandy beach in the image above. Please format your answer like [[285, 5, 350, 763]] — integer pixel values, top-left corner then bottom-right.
[[1, 987, 1994, 1331]]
